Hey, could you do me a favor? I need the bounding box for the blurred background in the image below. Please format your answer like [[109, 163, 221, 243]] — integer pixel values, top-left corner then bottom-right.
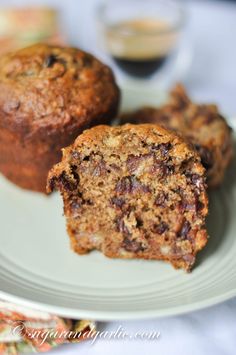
[[0, 0, 235, 116]]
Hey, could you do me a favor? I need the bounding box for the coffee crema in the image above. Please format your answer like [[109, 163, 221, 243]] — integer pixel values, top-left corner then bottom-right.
[[105, 18, 180, 78]]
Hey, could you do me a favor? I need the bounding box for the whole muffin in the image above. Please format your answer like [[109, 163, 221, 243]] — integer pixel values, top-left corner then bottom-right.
[[48, 124, 209, 271], [0, 44, 120, 192], [121, 84, 233, 188]]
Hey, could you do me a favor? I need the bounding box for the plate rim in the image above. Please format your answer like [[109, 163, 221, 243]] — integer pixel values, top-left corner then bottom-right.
[[0, 287, 236, 321]]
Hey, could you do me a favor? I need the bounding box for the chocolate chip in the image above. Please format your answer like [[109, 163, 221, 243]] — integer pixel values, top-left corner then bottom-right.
[[126, 154, 152, 173], [127, 155, 141, 173], [110, 163, 121, 171], [58, 171, 78, 191], [115, 176, 150, 194], [44, 54, 58, 68], [152, 143, 172, 157], [178, 194, 203, 212], [185, 173, 204, 190], [70, 200, 81, 212], [191, 174, 201, 185], [155, 192, 168, 207], [82, 55, 93, 67], [44, 54, 67, 68], [115, 217, 130, 235], [152, 221, 168, 235], [122, 237, 146, 253], [70, 165, 80, 182], [49, 173, 77, 192], [165, 164, 174, 175], [115, 177, 132, 193], [110, 197, 125, 209], [196, 200, 204, 212], [173, 187, 182, 195], [48, 176, 56, 191], [71, 151, 80, 160], [68, 192, 93, 216], [177, 220, 191, 239], [194, 144, 213, 169], [151, 160, 174, 177], [93, 160, 107, 177], [160, 143, 172, 156], [179, 201, 195, 212], [136, 217, 143, 227]]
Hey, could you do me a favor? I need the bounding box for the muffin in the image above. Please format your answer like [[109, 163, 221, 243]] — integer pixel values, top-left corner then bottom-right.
[[0, 43, 120, 192], [121, 84, 233, 187], [47, 124, 209, 271]]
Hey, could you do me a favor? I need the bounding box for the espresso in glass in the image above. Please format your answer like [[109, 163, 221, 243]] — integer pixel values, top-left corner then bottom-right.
[[105, 18, 179, 78], [97, 0, 185, 80]]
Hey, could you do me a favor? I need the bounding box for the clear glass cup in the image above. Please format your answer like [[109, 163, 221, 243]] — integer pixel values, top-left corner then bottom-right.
[[96, 0, 191, 89]]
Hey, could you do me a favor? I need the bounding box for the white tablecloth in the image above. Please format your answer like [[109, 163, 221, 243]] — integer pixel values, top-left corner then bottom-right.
[[3, 0, 236, 353]]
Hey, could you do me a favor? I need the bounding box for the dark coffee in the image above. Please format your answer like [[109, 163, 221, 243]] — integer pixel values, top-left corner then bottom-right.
[[112, 56, 169, 78], [105, 18, 179, 78]]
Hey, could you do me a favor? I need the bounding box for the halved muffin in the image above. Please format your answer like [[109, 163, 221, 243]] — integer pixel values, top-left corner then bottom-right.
[[48, 124, 209, 271]]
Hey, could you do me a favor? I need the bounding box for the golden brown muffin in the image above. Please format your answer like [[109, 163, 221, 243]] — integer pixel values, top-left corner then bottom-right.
[[120, 84, 233, 188], [47, 124, 209, 271], [0, 43, 120, 192]]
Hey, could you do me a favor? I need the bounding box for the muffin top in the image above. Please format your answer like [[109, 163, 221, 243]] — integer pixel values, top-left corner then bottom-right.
[[0, 43, 119, 135]]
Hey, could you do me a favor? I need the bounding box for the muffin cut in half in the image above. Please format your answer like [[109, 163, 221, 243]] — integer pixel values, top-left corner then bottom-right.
[[121, 84, 233, 188], [47, 124, 209, 271], [0, 43, 120, 192]]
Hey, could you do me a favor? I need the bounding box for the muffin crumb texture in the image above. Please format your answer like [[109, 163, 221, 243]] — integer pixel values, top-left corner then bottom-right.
[[48, 124, 209, 271]]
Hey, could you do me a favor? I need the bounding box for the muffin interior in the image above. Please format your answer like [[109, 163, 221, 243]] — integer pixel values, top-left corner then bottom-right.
[[48, 124, 208, 271]]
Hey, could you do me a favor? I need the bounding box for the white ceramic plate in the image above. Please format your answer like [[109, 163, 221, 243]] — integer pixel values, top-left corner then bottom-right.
[[0, 87, 236, 320]]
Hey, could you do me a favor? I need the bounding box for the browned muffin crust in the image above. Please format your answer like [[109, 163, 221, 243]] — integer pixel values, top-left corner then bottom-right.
[[120, 84, 233, 188], [0, 43, 120, 192], [47, 124, 209, 271]]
